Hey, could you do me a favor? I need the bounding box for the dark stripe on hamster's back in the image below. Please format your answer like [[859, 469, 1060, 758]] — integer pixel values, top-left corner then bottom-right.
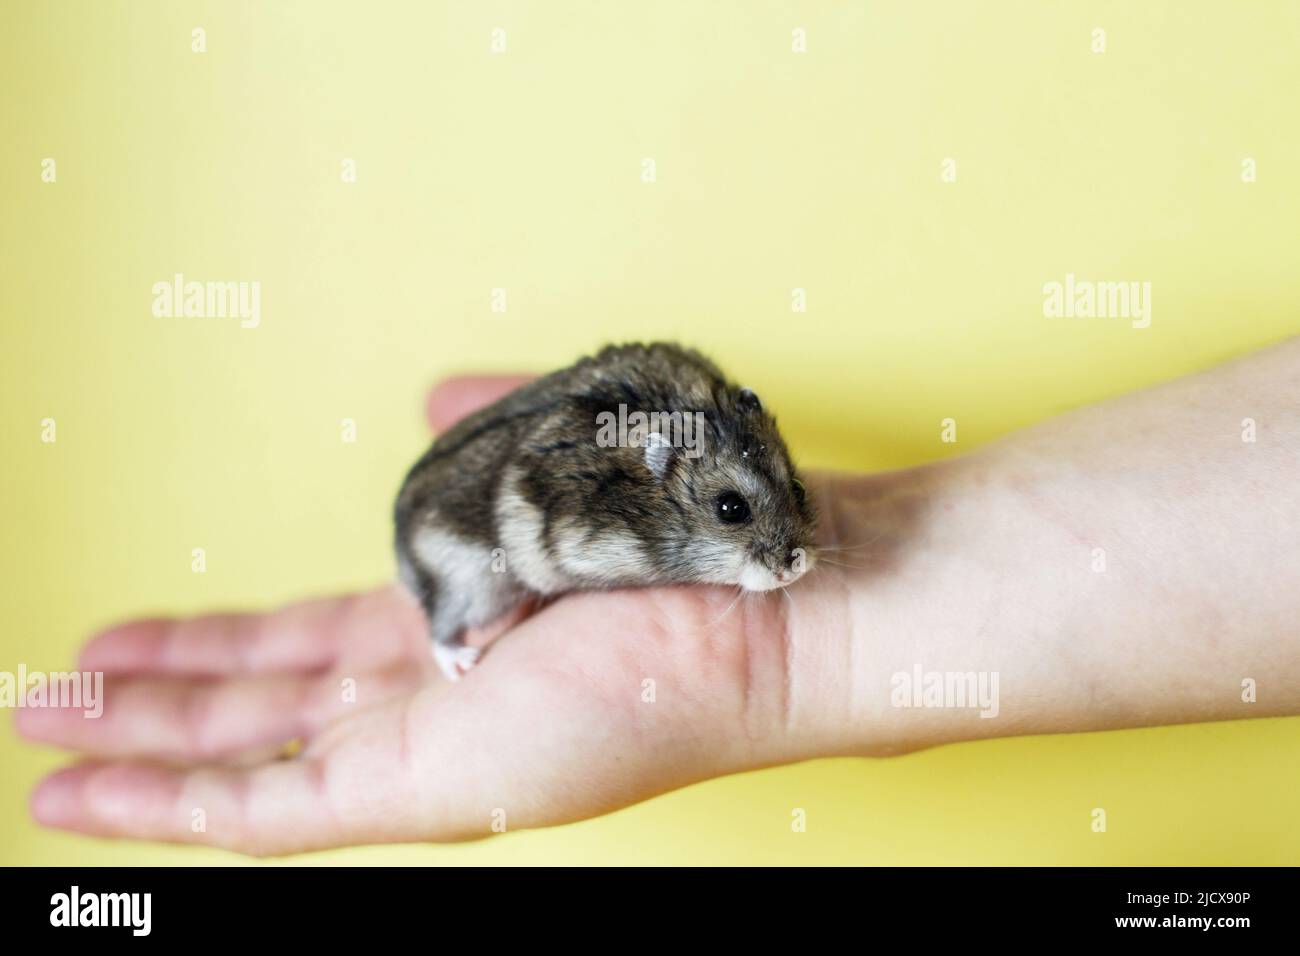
[[424, 398, 568, 464], [617, 381, 643, 407], [593, 464, 639, 500]]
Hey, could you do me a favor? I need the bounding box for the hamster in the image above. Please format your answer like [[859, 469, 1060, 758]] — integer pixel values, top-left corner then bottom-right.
[[394, 342, 818, 681]]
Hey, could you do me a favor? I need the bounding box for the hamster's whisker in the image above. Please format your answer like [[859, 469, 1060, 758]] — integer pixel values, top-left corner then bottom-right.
[[668, 585, 746, 632], [708, 585, 746, 627], [815, 557, 870, 571], [814, 532, 886, 553], [651, 585, 744, 632]]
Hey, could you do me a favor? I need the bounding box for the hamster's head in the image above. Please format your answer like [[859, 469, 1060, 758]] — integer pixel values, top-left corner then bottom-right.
[[646, 386, 818, 591]]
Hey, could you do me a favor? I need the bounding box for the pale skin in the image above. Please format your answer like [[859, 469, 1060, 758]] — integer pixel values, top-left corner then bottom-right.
[[16, 338, 1300, 856]]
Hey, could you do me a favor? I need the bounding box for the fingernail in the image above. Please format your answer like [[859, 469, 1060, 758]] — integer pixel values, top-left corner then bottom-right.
[[30, 766, 92, 825]]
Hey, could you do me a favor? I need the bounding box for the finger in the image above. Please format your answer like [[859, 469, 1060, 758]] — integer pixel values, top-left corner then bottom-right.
[[425, 374, 533, 432], [14, 661, 428, 762], [29, 584, 803, 854], [30, 698, 432, 856], [78, 585, 425, 678]]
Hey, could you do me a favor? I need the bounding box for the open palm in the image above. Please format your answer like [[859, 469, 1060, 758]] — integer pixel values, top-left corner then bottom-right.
[[18, 377, 867, 855]]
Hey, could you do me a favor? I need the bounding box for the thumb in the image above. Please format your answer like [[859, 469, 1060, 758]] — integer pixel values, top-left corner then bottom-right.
[[425, 375, 534, 432]]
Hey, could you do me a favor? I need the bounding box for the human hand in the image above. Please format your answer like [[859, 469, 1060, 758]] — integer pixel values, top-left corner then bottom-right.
[[20, 339, 1300, 855], [16, 376, 878, 855]]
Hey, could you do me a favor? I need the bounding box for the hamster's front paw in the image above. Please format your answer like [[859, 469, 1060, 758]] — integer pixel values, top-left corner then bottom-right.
[[432, 642, 481, 682]]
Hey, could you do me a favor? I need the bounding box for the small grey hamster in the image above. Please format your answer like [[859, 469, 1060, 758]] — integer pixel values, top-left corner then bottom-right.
[[394, 342, 818, 680]]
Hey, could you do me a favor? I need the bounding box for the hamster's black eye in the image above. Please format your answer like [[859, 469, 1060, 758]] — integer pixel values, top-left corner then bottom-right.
[[791, 477, 807, 505], [715, 491, 751, 524]]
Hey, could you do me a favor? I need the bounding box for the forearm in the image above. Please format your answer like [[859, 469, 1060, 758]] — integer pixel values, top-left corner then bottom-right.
[[805, 337, 1300, 755]]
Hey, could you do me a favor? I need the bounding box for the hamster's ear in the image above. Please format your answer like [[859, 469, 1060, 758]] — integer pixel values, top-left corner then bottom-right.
[[644, 431, 675, 480], [737, 387, 762, 412]]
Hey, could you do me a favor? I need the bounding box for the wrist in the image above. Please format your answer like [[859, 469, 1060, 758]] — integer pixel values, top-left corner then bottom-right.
[[794, 456, 1039, 757]]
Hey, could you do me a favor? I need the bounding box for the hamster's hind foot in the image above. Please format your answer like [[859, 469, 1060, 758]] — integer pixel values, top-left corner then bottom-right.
[[433, 641, 481, 682]]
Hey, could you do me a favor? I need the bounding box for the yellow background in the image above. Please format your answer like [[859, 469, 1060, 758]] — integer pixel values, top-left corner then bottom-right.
[[3, 1, 1298, 864]]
